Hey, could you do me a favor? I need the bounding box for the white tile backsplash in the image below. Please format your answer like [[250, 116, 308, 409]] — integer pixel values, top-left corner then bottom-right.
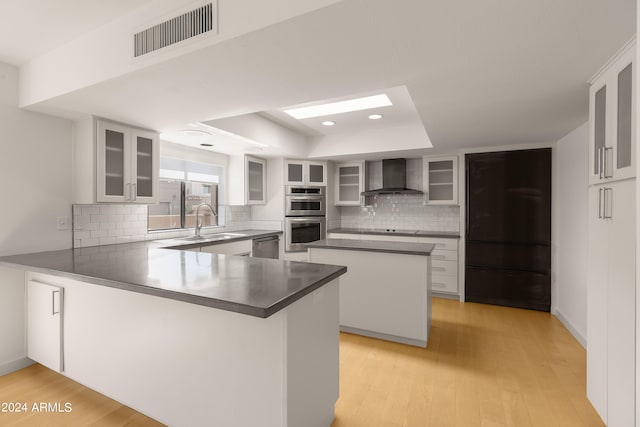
[[339, 195, 460, 232], [73, 204, 282, 248]]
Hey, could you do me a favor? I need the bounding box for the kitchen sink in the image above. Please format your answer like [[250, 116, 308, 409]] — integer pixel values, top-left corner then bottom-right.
[[179, 232, 247, 241]]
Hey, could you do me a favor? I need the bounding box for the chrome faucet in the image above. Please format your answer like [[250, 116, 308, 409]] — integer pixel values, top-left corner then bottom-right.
[[194, 203, 218, 237]]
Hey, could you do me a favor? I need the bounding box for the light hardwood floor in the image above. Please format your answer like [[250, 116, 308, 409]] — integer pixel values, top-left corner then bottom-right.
[[0, 298, 603, 427]]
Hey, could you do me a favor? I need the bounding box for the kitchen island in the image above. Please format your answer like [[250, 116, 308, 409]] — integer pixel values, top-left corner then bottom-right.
[[307, 239, 435, 347], [0, 240, 346, 427]]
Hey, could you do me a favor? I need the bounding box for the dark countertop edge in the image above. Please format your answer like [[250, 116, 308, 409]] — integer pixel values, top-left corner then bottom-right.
[[1, 258, 347, 319], [263, 265, 347, 317], [328, 228, 460, 239], [306, 239, 435, 256]]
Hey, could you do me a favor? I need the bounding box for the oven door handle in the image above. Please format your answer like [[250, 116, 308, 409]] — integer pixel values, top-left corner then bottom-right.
[[286, 196, 325, 201]]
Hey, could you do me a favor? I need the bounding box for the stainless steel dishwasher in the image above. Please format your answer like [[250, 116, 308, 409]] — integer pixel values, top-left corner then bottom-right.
[[252, 235, 280, 259]]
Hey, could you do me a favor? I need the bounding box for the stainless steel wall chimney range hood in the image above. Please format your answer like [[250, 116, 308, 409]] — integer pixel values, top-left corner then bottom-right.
[[361, 158, 423, 196]]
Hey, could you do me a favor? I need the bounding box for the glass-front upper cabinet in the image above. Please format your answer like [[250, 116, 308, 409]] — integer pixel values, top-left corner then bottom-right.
[[97, 119, 159, 203], [423, 155, 458, 205], [246, 156, 266, 204], [227, 155, 266, 205], [284, 160, 327, 186], [589, 39, 635, 184], [335, 161, 364, 206]]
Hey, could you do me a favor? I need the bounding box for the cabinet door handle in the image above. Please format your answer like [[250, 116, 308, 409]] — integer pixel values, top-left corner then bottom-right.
[[598, 188, 603, 219], [603, 187, 612, 219], [603, 147, 613, 179], [598, 147, 603, 179], [126, 183, 131, 201], [52, 290, 60, 315], [133, 183, 137, 201]]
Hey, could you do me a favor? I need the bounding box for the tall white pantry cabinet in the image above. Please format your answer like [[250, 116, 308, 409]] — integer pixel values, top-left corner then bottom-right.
[[586, 38, 636, 427]]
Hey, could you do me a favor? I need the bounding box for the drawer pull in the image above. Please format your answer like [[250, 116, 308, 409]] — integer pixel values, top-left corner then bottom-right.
[[432, 266, 446, 272]]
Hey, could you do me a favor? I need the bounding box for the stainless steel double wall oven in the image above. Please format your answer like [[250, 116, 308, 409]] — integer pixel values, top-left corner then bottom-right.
[[284, 185, 326, 252]]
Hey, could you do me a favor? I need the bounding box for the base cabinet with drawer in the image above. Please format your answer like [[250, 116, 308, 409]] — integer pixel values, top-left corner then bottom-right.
[[417, 237, 459, 295]]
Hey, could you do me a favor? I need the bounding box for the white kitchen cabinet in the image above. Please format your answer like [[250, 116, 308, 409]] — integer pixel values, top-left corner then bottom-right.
[[96, 119, 159, 203], [423, 155, 458, 205], [27, 280, 64, 373], [588, 40, 635, 185], [417, 237, 459, 295], [200, 239, 252, 256], [285, 160, 327, 186], [334, 161, 365, 206], [587, 180, 635, 425], [327, 232, 460, 295], [228, 155, 266, 205]]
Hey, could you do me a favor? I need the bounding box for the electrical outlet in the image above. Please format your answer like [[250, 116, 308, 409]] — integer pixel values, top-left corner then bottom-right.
[[57, 216, 69, 231]]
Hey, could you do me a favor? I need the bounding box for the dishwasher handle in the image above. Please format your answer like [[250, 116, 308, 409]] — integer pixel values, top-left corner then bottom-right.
[[253, 235, 280, 243]]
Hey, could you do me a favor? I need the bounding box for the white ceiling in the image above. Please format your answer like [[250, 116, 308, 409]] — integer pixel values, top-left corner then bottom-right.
[[0, 0, 154, 65], [1, 0, 636, 159]]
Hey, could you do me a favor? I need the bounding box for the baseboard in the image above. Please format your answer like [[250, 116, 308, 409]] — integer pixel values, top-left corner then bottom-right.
[[340, 326, 427, 348], [433, 292, 460, 301], [0, 357, 34, 376], [555, 310, 586, 349]]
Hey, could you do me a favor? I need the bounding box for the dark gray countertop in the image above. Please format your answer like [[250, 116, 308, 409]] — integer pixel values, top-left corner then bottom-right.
[[306, 239, 435, 256], [328, 228, 460, 239], [0, 230, 345, 318]]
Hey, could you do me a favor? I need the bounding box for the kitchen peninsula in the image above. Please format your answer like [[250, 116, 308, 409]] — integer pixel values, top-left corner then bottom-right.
[[0, 239, 346, 427], [307, 239, 434, 347]]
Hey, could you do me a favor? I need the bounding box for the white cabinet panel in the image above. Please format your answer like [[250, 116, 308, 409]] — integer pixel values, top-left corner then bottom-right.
[[228, 155, 266, 205], [27, 280, 63, 372], [335, 162, 365, 206], [285, 160, 327, 186], [423, 156, 459, 205], [200, 240, 252, 256], [606, 180, 635, 427], [589, 41, 635, 184], [587, 180, 635, 425], [97, 119, 159, 204]]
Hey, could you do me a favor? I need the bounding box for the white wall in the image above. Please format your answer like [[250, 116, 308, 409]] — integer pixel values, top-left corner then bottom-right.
[[0, 63, 73, 255], [0, 267, 28, 375], [554, 122, 589, 346], [0, 61, 73, 373]]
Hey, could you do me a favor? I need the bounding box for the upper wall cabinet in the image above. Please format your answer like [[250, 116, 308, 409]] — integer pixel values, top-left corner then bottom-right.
[[423, 155, 458, 205], [284, 160, 327, 186], [589, 39, 635, 185], [228, 155, 267, 205], [335, 161, 365, 206], [96, 119, 159, 204]]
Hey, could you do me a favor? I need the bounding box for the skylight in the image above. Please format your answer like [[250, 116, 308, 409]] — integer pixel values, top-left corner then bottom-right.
[[283, 94, 392, 119]]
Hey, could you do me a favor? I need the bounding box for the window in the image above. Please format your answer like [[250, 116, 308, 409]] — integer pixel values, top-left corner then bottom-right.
[[148, 158, 224, 232]]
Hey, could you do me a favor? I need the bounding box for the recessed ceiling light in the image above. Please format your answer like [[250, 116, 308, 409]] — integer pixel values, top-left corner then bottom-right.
[[284, 94, 392, 119], [322, 121, 336, 126], [200, 143, 213, 147], [368, 114, 383, 120], [178, 129, 212, 137]]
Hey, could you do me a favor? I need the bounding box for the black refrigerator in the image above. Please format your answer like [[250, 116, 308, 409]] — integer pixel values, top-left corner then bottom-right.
[[465, 149, 551, 312]]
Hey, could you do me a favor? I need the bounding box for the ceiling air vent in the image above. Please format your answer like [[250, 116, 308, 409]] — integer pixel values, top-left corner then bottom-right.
[[134, 2, 217, 57]]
